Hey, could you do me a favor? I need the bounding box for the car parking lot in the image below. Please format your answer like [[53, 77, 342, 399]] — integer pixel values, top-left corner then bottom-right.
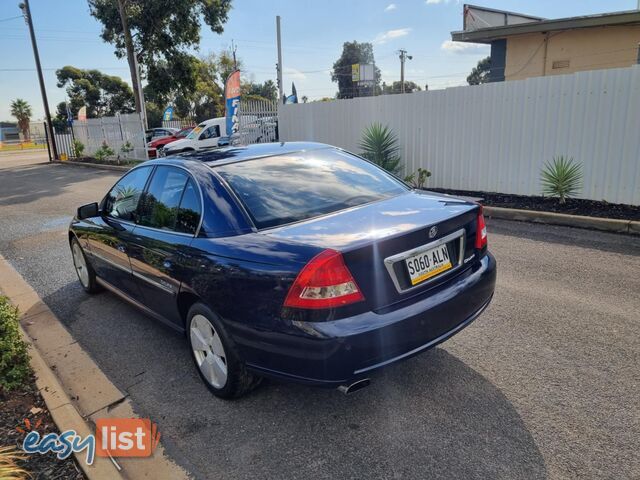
[[1, 153, 639, 479]]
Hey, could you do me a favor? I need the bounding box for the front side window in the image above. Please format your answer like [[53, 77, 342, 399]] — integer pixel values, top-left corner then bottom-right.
[[137, 167, 189, 231], [199, 125, 220, 140], [215, 148, 408, 229], [103, 166, 152, 221]]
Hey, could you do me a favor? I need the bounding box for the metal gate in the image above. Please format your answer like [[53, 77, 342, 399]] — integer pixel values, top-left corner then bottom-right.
[[237, 98, 278, 145]]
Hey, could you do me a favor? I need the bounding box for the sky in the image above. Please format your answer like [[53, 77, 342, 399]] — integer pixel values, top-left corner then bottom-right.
[[0, 0, 636, 121]]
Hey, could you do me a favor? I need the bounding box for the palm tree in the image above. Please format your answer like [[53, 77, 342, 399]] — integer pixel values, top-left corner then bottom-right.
[[10, 99, 33, 140]]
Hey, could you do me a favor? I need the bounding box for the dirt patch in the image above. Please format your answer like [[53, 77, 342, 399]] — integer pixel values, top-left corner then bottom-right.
[[429, 189, 640, 221], [0, 380, 85, 479]]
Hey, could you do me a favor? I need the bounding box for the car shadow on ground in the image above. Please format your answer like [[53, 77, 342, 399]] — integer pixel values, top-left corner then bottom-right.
[[42, 281, 547, 480]]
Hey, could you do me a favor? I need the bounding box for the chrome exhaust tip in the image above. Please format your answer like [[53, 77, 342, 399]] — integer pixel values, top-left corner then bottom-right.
[[337, 378, 371, 395]]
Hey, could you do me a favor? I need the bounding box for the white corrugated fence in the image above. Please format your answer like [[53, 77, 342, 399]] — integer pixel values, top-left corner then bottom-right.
[[72, 113, 147, 160], [279, 66, 640, 205]]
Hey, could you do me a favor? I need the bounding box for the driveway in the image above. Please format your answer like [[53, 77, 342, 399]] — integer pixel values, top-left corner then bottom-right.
[[1, 153, 638, 479]]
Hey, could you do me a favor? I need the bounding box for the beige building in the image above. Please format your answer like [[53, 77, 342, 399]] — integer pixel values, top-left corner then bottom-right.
[[451, 6, 640, 82]]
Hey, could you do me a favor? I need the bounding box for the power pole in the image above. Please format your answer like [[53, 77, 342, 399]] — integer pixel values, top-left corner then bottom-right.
[[117, 0, 143, 117], [276, 16, 284, 103], [19, 0, 57, 160], [398, 49, 412, 94], [133, 53, 147, 129]]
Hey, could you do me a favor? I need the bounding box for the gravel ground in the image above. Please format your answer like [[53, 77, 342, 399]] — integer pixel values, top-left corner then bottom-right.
[[1, 155, 639, 479]]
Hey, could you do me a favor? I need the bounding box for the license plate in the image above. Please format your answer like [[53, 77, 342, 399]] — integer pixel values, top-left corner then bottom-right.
[[405, 244, 452, 286]]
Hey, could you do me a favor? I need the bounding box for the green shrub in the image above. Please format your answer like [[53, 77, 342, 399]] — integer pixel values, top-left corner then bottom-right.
[[72, 139, 85, 157], [0, 296, 31, 393], [541, 155, 583, 204], [404, 167, 432, 189], [359, 122, 402, 174], [94, 141, 115, 163], [120, 141, 134, 158]]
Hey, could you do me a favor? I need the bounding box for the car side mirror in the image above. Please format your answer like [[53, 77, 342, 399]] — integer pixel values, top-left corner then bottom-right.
[[77, 202, 99, 220]]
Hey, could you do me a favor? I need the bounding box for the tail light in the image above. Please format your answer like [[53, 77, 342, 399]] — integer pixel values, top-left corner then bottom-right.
[[284, 249, 364, 309], [475, 205, 487, 249]]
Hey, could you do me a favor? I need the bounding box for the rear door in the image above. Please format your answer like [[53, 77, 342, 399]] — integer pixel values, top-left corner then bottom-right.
[[87, 166, 153, 297], [127, 166, 202, 327]]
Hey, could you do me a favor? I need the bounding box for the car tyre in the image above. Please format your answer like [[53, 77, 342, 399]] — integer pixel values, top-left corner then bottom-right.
[[70, 237, 101, 293], [187, 303, 262, 399]]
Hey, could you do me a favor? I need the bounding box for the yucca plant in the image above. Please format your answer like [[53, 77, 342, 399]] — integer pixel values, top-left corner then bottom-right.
[[0, 446, 29, 480], [540, 156, 583, 204], [359, 123, 402, 174]]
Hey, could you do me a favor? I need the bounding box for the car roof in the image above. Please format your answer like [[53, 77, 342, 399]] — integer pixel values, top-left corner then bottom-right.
[[197, 118, 225, 126], [148, 142, 333, 167]]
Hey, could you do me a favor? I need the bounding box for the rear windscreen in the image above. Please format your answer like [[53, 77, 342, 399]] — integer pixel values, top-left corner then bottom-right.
[[215, 148, 408, 229]]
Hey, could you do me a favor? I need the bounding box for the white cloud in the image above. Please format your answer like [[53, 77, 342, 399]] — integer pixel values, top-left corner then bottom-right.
[[426, 0, 458, 4], [283, 67, 307, 80], [373, 28, 411, 44], [385, 3, 397, 11], [440, 40, 489, 54]]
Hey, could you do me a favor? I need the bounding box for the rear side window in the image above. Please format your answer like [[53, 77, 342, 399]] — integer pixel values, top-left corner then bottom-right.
[[104, 166, 152, 221], [137, 167, 189, 231], [175, 179, 201, 234], [215, 148, 407, 229]]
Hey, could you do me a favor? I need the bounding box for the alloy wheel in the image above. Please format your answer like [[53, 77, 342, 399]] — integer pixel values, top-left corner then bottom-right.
[[190, 314, 228, 388], [72, 242, 89, 288]]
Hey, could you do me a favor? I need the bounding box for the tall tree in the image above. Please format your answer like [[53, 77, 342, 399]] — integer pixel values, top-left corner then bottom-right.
[[467, 56, 491, 85], [89, 0, 232, 105], [10, 99, 32, 140], [382, 81, 422, 94], [56, 66, 135, 118], [242, 80, 277, 102], [331, 41, 381, 99]]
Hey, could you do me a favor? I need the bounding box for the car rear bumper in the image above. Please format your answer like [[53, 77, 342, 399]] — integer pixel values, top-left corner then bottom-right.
[[234, 252, 497, 387]]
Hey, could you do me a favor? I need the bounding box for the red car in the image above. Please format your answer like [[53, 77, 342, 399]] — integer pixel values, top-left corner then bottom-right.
[[147, 126, 194, 158]]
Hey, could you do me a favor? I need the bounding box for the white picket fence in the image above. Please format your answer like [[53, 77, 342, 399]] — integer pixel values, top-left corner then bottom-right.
[[279, 66, 640, 206], [72, 113, 147, 160]]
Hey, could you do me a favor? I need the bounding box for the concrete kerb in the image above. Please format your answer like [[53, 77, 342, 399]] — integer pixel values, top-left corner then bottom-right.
[[0, 253, 189, 480]]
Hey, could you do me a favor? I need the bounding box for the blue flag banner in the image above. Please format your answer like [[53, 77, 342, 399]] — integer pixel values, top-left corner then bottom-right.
[[66, 103, 73, 126], [162, 106, 174, 122]]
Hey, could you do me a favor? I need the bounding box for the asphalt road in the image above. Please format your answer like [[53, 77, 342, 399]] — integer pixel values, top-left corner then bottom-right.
[[1, 154, 639, 479]]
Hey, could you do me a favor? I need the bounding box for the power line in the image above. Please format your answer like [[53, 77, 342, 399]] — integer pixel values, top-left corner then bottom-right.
[[0, 15, 23, 23]]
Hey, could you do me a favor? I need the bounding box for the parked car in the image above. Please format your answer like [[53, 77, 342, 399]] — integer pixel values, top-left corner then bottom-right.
[[68, 142, 496, 399], [161, 118, 226, 156], [145, 127, 179, 144], [147, 126, 194, 158]]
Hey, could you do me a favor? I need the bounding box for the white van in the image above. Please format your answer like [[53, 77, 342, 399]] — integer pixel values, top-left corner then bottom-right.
[[162, 117, 227, 156]]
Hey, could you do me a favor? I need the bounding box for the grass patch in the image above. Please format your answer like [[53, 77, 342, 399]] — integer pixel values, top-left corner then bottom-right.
[[0, 296, 31, 394]]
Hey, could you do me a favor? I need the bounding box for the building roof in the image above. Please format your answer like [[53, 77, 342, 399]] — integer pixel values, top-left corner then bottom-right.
[[452, 9, 640, 43]]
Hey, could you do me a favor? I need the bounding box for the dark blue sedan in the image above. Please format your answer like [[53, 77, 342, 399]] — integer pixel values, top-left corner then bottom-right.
[[69, 142, 496, 398]]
